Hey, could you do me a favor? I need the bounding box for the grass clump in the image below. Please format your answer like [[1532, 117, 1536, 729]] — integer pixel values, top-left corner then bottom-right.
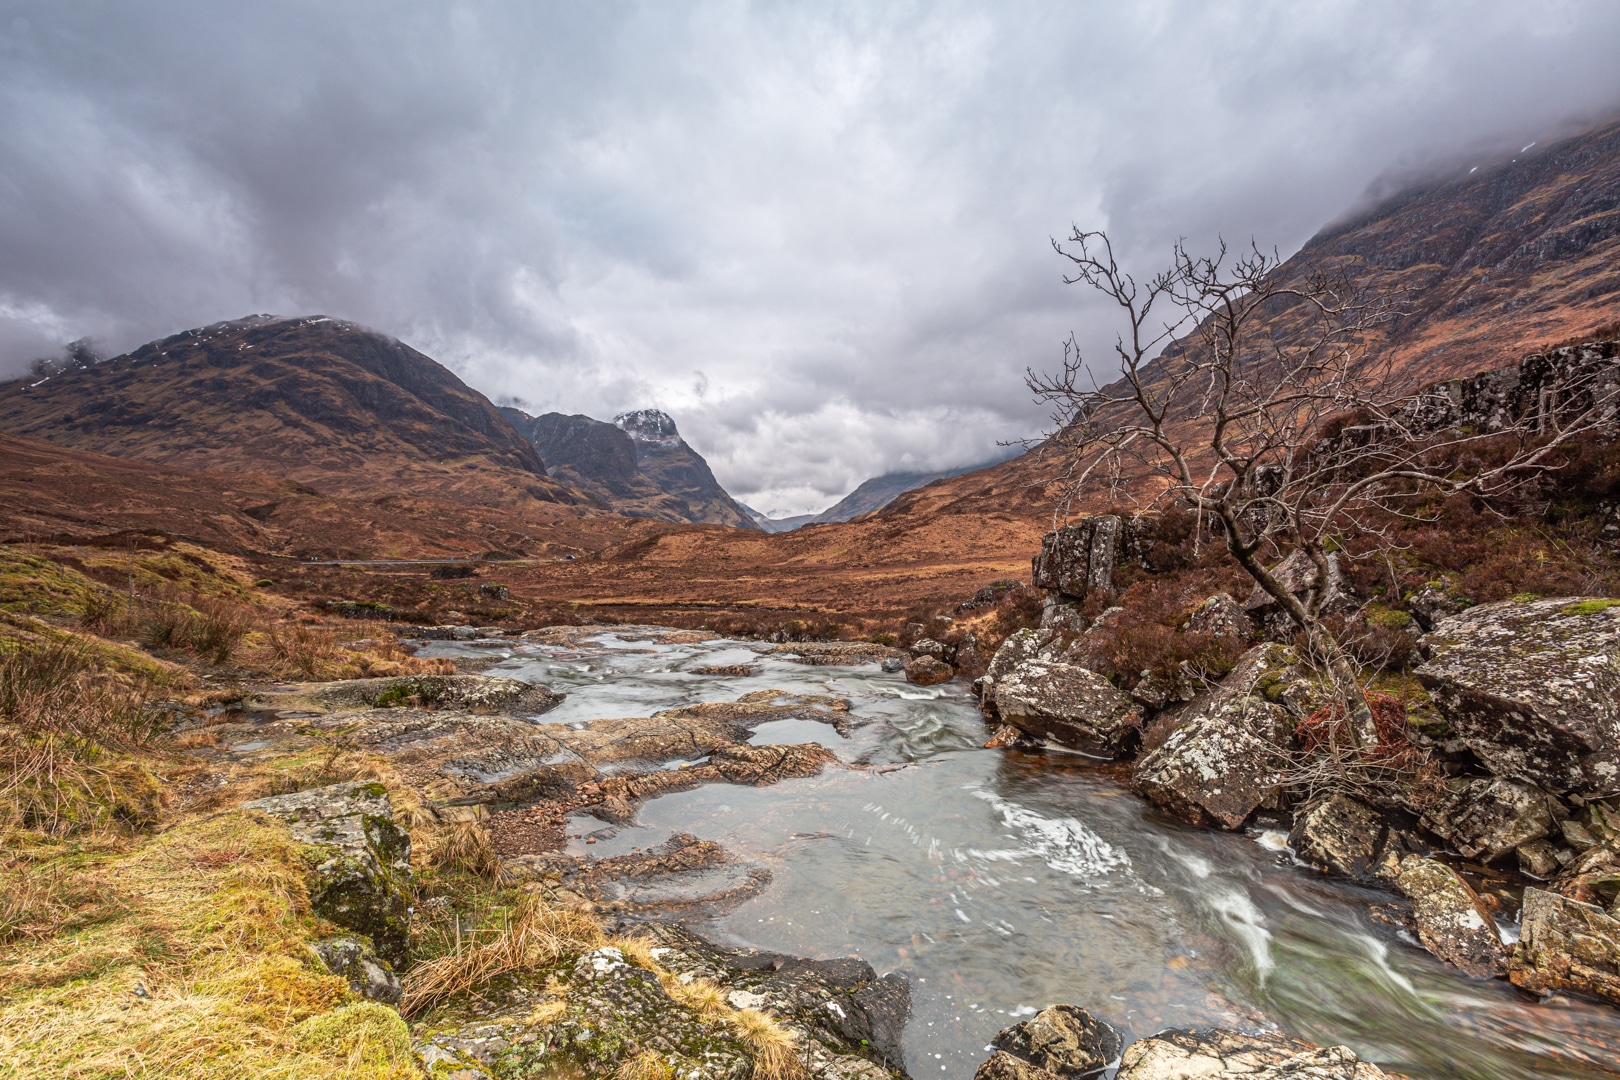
[[1563, 597, 1620, 615], [292, 1001, 415, 1078]]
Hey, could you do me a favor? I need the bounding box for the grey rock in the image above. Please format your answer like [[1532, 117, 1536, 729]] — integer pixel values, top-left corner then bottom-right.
[[311, 933, 403, 1006], [980, 628, 1058, 715], [1030, 515, 1156, 600], [1508, 886, 1620, 1005], [1406, 581, 1466, 632], [910, 638, 947, 659], [1243, 550, 1356, 640], [243, 781, 413, 965], [1395, 856, 1505, 978], [987, 1004, 1121, 1077], [1517, 838, 1564, 878], [290, 673, 563, 716], [1131, 645, 1307, 829], [1185, 592, 1254, 642], [1116, 1028, 1388, 1079], [1414, 596, 1620, 795], [1415, 777, 1564, 864], [1289, 793, 1386, 880], [994, 660, 1142, 757], [880, 656, 906, 674], [1040, 594, 1088, 634], [477, 583, 510, 601]]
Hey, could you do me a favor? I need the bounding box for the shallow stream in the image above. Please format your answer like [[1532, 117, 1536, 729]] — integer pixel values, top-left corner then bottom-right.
[[422, 629, 1620, 1080]]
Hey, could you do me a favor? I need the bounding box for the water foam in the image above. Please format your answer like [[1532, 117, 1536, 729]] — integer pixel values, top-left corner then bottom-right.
[[967, 788, 1131, 881]]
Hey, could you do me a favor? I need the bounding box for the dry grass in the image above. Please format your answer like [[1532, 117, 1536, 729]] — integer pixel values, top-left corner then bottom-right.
[[662, 975, 730, 1020], [399, 894, 602, 1019], [258, 622, 454, 681], [420, 818, 502, 882], [0, 812, 419, 1079], [731, 1007, 805, 1080], [615, 1050, 675, 1080]]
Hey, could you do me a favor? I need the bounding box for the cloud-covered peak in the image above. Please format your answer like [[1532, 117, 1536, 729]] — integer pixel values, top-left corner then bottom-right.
[[613, 409, 681, 444]]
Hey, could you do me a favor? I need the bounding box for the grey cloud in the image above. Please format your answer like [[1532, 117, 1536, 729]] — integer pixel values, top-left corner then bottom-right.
[[3, 1, 1620, 514]]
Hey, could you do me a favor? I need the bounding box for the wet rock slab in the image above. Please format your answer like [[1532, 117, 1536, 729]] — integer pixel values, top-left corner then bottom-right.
[[1115, 1028, 1388, 1079], [993, 661, 1142, 757], [1395, 856, 1506, 978], [977, 1004, 1121, 1078], [253, 672, 564, 716]]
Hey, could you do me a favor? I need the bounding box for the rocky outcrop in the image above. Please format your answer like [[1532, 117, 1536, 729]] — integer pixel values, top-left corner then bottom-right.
[[1395, 856, 1506, 978], [1410, 777, 1565, 864], [260, 673, 563, 716], [993, 661, 1142, 757], [1243, 550, 1356, 642], [415, 925, 909, 1079], [1414, 596, 1620, 795], [243, 781, 413, 965], [1288, 793, 1420, 883], [1508, 886, 1620, 1005], [1185, 592, 1254, 643], [1130, 645, 1312, 829], [1030, 515, 1157, 601], [1114, 1028, 1388, 1079], [311, 934, 404, 1006], [905, 656, 954, 686], [978, 1005, 1121, 1079]]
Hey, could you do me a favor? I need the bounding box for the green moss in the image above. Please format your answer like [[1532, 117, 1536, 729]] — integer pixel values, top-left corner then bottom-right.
[[0, 550, 107, 618], [1511, 592, 1542, 604], [1366, 605, 1415, 630], [253, 579, 276, 588], [1562, 598, 1620, 616], [293, 1002, 413, 1067]]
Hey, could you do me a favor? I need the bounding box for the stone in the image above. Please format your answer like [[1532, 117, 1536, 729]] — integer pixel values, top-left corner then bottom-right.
[[1130, 645, 1309, 829], [905, 655, 954, 686], [880, 656, 906, 673], [477, 582, 509, 601], [1395, 856, 1505, 978], [280, 673, 563, 716], [1414, 596, 1620, 795], [1185, 592, 1254, 642], [994, 660, 1143, 757], [1414, 777, 1563, 864], [988, 1004, 1122, 1077], [1242, 551, 1356, 641], [310, 933, 403, 1006], [1040, 594, 1088, 634], [975, 1050, 1064, 1080], [1518, 839, 1564, 879], [1288, 793, 1386, 880], [243, 781, 413, 965], [1508, 886, 1620, 1005], [1406, 581, 1466, 632], [1116, 1029, 1388, 1079], [910, 638, 947, 659]]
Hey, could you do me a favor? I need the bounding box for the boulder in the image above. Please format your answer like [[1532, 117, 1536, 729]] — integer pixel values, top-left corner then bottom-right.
[[881, 656, 906, 673], [1508, 886, 1620, 1005], [975, 1051, 1063, 1080], [311, 934, 403, 1006], [1288, 793, 1386, 881], [994, 661, 1142, 757], [985, 1004, 1122, 1078], [1413, 777, 1564, 864], [1185, 592, 1255, 643], [1131, 645, 1310, 830], [905, 655, 954, 686], [910, 638, 947, 659], [293, 673, 563, 716], [477, 582, 509, 601], [1116, 1029, 1388, 1079], [1395, 856, 1505, 978], [243, 781, 413, 965], [1406, 581, 1466, 632], [979, 628, 1058, 713], [1040, 594, 1088, 634], [1243, 550, 1356, 641], [1414, 596, 1620, 795]]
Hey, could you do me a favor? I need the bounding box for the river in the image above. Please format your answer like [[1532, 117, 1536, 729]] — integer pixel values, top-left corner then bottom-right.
[[420, 628, 1620, 1080]]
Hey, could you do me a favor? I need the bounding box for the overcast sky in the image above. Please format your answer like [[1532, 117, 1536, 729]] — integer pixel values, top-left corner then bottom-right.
[[4, 2, 1620, 515]]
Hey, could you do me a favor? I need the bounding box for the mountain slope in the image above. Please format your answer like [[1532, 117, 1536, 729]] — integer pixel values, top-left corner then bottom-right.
[[502, 406, 758, 529], [0, 315, 577, 509]]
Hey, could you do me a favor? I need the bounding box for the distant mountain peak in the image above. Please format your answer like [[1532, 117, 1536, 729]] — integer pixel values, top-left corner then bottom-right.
[[613, 409, 680, 444]]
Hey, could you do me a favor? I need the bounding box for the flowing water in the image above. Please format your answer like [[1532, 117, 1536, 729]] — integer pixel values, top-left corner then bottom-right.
[[422, 629, 1620, 1080]]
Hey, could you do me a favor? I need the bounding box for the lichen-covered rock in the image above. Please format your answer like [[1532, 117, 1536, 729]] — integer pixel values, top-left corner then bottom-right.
[[1414, 596, 1620, 795], [975, 1050, 1063, 1080], [1406, 581, 1466, 632], [1040, 594, 1088, 634], [1395, 856, 1505, 978], [1115, 1029, 1387, 1079], [243, 781, 413, 965], [905, 656, 954, 686], [271, 673, 563, 716], [994, 661, 1142, 757], [1186, 593, 1254, 643], [1288, 793, 1386, 881], [985, 1004, 1121, 1077], [311, 934, 403, 1006], [1130, 645, 1307, 830], [1243, 551, 1357, 641], [1508, 886, 1620, 1005], [1412, 777, 1564, 864], [909, 638, 946, 659]]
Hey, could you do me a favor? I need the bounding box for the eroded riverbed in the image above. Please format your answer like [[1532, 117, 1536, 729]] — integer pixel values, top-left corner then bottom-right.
[[421, 628, 1620, 1080]]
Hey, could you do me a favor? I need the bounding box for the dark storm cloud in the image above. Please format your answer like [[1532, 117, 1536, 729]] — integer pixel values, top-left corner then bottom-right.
[[3, 2, 1620, 514]]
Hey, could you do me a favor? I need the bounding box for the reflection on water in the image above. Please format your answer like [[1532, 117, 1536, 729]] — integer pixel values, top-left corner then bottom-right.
[[421, 629, 1620, 1080]]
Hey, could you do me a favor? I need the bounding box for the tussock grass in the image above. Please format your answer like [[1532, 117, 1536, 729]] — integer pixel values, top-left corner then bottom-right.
[[615, 1050, 675, 1080], [399, 894, 602, 1019], [0, 812, 418, 1079], [420, 818, 502, 882], [260, 621, 454, 680], [662, 975, 730, 1020], [731, 1007, 805, 1080]]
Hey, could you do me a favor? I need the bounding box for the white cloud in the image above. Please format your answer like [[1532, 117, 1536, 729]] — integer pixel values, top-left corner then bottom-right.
[[2, 1, 1619, 513]]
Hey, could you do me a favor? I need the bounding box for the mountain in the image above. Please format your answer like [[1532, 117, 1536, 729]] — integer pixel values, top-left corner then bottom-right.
[[743, 461, 1009, 533], [500, 407, 758, 529], [0, 315, 578, 509], [742, 505, 820, 533]]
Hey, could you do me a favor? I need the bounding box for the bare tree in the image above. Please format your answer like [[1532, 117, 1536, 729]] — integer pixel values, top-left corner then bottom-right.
[[1030, 229, 1620, 741]]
